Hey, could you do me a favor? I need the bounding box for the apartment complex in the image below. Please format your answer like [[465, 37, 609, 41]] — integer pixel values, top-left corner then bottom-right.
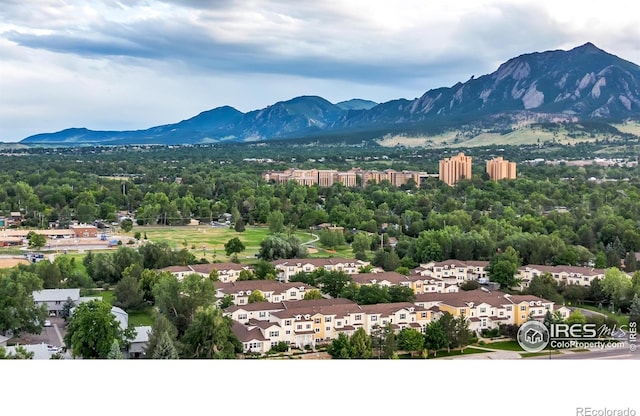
[[352, 271, 461, 295], [273, 257, 370, 282], [215, 280, 315, 305], [517, 265, 608, 289], [486, 157, 517, 180], [158, 262, 254, 283], [412, 260, 489, 285], [263, 168, 429, 188], [226, 298, 435, 354], [227, 288, 561, 354], [439, 152, 472, 186]]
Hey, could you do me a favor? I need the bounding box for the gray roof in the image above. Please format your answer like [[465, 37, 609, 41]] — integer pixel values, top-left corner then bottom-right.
[[132, 326, 152, 344], [32, 288, 80, 303]]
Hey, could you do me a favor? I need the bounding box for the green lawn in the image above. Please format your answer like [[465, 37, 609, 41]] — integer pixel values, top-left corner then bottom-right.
[[477, 340, 523, 351], [574, 304, 630, 326], [128, 307, 154, 326], [136, 225, 315, 262], [426, 347, 487, 358]]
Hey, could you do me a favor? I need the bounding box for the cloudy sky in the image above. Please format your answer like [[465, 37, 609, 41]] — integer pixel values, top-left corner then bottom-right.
[[1, 0, 639, 142]]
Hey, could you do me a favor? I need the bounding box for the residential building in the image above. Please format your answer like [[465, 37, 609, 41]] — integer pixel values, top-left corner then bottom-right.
[[32, 288, 80, 316], [128, 326, 152, 359], [439, 152, 472, 186], [263, 168, 428, 188], [273, 258, 369, 282], [215, 280, 314, 305], [412, 260, 489, 285], [158, 262, 254, 282], [226, 298, 434, 353], [517, 264, 608, 289], [486, 157, 517, 180], [69, 224, 98, 238], [414, 289, 555, 331]]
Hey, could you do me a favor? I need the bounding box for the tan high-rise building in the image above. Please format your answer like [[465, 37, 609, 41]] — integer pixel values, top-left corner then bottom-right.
[[486, 157, 516, 181], [439, 152, 472, 186]]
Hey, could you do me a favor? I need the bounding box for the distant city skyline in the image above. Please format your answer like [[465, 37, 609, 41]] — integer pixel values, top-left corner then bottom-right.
[[2, 0, 640, 142]]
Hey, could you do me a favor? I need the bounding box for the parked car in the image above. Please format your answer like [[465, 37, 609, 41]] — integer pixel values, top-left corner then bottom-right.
[[44, 320, 51, 327]]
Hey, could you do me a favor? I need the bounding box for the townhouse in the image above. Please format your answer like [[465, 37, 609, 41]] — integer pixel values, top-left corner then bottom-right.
[[215, 280, 315, 305], [517, 264, 608, 289], [352, 271, 459, 295], [413, 289, 556, 332], [226, 298, 434, 354], [273, 258, 370, 282], [158, 262, 254, 283], [412, 260, 489, 285]]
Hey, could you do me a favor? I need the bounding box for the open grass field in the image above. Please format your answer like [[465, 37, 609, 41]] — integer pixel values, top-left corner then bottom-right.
[[126, 225, 316, 263]]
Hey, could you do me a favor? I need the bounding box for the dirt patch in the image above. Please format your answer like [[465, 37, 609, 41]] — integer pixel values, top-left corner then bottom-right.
[[0, 258, 29, 269], [306, 248, 318, 254]]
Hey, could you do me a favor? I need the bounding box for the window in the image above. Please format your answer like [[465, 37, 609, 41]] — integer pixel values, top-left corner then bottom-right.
[[285, 330, 291, 335], [238, 314, 247, 320], [269, 331, 279, 337], [296, 324, 302, 330], [421, 312, 427, 318], [290, 291, 297, 297], [271, 341, 279, 347], [399, 313, 407, 320], [506, 306, 512, 311], [520, 305, 526, 311], [239, 299, 245, 304], [259, 312, 266, 318], [285, 320, 291, 326], [371, 316, 378, 322], [479, 307, 486, 313], [325, 326, 331, 331], [306, 324, 311, 330], [325, 317, 332, 323], [499, 311, 504, 316], [315, 328, 320, 333], [55, 301, 61, 305], [354, 314, 362, 321], [314, 318, 321, 324], [337, 321, 342, 327]]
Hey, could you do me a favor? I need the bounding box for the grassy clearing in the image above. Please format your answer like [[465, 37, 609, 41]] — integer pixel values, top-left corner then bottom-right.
[[128, 308, 154, 326], [575, 304, 629, 326], [131, 225, 315, 263], [426, 347, 487, 358], [477, 340, 523, 351]]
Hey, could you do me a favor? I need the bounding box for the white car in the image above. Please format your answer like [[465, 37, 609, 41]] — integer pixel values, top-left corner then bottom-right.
[[44, 320, 52, 327]]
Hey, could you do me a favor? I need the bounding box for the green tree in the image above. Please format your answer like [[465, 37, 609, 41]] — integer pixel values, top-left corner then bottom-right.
[[253, 260, 277, 280], [152, 330, 179, 359], [439, 312, 458, 353], [318, 229, 346, 249], [349, 327, 374, 358], [388, 285, 416, 303], [525, 273, 563, 304], [486, 246, 520, 289], [224, 237, 246, 261], [454, 314, 473, 353], [61, 297, 76, 321], [248, 290, 267, 303], [219, 294, 235, 309], [144, 313, 179, 359], [352, 232, 371, 258], [114, 272, 144, 310], [120, 218, 133, 233], [601, 267, 633, 310], [0, 268, 48, 336], [320, 271, 352, 298], [28, 232, 46, 249], [381, 322, 398, 359], [64, 299, 127, 359], [181, 306, 242, 359], [327, 333, 351, 359], [234, 217, 245, 233], [107, 339, 124, 359], [398, 328, 424, 357], [303, 289, 323, 300], [267, 210, 285, 234], [424, 319, 447, 357]]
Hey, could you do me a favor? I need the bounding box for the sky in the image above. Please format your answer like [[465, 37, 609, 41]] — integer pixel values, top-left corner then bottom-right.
[[1, 0, 640, 142]]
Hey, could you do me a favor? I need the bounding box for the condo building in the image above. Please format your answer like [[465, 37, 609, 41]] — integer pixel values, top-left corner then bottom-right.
[[486, 157, 516, 180], [439, 152, 472, 186]]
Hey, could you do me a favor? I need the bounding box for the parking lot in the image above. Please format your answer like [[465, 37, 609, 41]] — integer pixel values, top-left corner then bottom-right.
[[11, 315, 66, 349]]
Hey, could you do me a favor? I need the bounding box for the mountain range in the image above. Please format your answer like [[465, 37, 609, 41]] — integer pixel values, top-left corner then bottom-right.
[[20, 42, 640, 146]]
